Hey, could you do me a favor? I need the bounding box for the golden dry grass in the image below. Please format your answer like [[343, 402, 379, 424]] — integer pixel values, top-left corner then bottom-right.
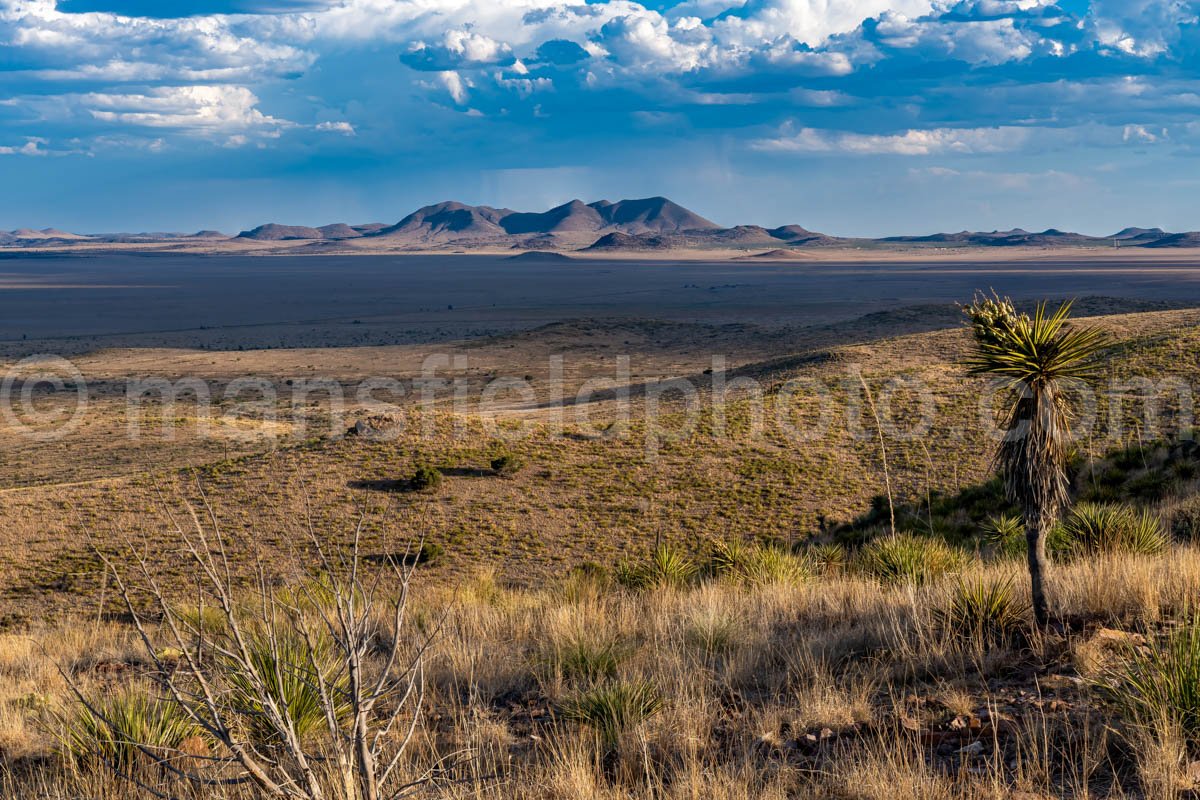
[[4, 541, 1200, 798]]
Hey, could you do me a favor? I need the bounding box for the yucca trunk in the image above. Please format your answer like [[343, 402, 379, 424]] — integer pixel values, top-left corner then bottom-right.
[[1004, 386, 1068, 631], [1024, 515, 1052, 629]]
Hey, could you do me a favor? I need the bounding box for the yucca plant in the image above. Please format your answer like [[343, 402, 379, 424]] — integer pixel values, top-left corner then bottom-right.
[[936, 574, 1030, 645], [806, 542, 848, 575], [965, 294, 1110, 628], [65, 686, 200, 772], [1095, 619, 1200, 749], [707, 540, 807, 586], [561, 681, 664, 752], [985, 512, 1072, 558], [223, 627, 350, 745], [616, 543, 698, 590], [1060, 502, 1168, 556], [859, 533, 966, 585]]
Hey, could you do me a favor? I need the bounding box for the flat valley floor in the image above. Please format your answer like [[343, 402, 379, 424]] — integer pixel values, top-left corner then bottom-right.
[[3, 249, 1200, 613]]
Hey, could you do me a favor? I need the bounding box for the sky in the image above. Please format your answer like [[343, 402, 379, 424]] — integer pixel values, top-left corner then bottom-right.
[[1, 0, 1199, 236]]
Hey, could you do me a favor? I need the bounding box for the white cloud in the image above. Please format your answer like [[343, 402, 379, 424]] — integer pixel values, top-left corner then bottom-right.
[[0, 1, 312, 83], [82, 86, 289, 135], [0, 136, 48, 156], [752, 124, 1033, 155], [438, 71, 470, 104], [714, 0, 935, 48], [315, 120, 356, 135], [1090, 0, 1198, 57]]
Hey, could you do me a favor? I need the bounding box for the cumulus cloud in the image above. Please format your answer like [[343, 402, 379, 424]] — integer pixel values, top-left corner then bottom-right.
[[82, 86, 289, 134], [1, 0, 1198, 160], [401, 29, 515, 70], [1089, 0, 1198, 56]]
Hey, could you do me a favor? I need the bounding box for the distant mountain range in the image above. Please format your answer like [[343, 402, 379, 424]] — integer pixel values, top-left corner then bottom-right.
[[4, 197, 1200, 251]]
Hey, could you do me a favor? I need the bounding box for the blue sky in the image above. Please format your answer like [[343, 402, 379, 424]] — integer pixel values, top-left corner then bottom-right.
[[1, 0, 1198, 235]]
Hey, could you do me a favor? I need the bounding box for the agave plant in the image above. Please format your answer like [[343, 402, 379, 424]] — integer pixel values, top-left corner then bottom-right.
[[560, 681, 664, 751], [964, 294, 1110, 628]]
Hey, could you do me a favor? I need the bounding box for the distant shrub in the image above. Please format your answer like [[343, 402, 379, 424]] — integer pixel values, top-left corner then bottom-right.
[[1060, 502, 1168, 556], [936, 574, 1029, 645], [409, 464, 443, 492], [616, 544, 698, 590], [858, 534, 966, 585], [410, 541, 444, 565], [561, 681, 663, 751], [490, 453, 525, 477]]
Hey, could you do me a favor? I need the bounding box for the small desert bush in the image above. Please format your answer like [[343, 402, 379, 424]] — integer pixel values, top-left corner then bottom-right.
[[1168, 495, 1200, 542], [1095, 618, 1200, 749], [615, 544, 698, 590], [857, 534, 966, 585], [409, 464, 443, 492], [490, 453, 524, 477], [935, 574, 1029, 644], [64, 686, 200, 772], [560, 681, 663, 751], [1061, 502, 1169, 556]]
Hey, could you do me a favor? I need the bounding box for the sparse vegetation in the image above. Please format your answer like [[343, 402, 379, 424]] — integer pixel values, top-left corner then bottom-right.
[[9, 294, 1200, 798]]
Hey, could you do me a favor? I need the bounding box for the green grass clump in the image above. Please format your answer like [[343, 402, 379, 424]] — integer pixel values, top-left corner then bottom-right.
[[858, 534, 966, 585], [616, 544, 698, 590], [936, 574, 1029, 644], [1096, 620, 1200, 749], [706, 540, 807, 586], [1060, 502, 1168, 556], [561, 681, 664, 751], [65, 687, 200, 771], [545, 635, 628, 683]]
